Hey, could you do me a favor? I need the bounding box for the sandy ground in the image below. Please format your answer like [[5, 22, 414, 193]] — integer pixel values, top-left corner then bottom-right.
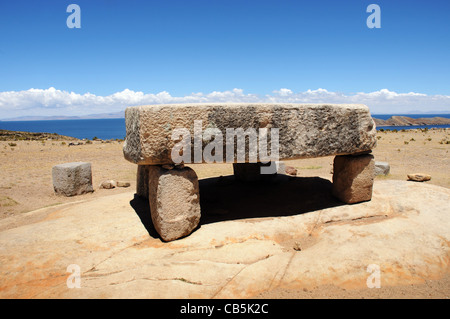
[[0, 128, 449, 298]]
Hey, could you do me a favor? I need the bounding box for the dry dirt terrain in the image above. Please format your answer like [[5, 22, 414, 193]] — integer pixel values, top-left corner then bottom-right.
[[0, 128, 449, 299], [1, 128, 448, 219]]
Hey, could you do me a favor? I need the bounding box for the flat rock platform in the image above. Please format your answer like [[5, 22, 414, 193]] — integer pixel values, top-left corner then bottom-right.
[[0, 180, 449, 298]]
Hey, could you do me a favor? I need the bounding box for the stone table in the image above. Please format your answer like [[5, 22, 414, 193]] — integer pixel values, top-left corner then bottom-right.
[[123, 103, 377, 241]]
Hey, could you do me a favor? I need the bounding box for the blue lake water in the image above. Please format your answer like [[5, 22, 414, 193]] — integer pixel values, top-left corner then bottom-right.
[[0, 119, 126, 140], [0, 114, 449, 140]]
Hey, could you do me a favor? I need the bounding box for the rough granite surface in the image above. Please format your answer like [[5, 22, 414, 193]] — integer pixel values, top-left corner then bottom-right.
[[147, 166, 201, 241], [52, 162, 94, 196], [123, 103, 377, 165]]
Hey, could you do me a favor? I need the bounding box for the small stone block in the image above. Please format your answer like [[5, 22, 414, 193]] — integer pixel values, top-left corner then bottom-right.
[[52, 162, 94, 196], [99, 180, 116, 189], [374, 161, 390, 176]]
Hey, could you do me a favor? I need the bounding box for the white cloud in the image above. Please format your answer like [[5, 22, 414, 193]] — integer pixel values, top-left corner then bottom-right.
[[273, 88, 293, 96], [0, 87, 449, 119]]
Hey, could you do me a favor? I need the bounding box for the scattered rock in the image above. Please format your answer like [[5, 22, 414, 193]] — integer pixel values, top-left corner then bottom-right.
[[52, 162, 94, 196], [374, 161, 390, 176], [407, 173, 431, 182], [116, 181, 131, 188], [285, 166, 298, 176], [99, 180, 117, 189], [100, 180, 131, 188]]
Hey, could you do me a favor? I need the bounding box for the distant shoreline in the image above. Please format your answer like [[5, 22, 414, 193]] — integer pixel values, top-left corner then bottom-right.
[[1, 114, 449, 140], [0, 129, 79, 141], [1, 114, 450, 127], [1, 112, 449, 122], [1, 125, 449, 142], [373, 115, 450, 127]]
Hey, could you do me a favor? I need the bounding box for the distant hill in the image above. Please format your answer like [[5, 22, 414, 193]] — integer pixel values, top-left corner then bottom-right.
[[0, 129, 79, 141], [1, 111, 124, 121], [373, 116, 450, 126]]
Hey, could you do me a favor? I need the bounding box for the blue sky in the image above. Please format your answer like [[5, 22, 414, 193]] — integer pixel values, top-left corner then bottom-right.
[[0, 0, 449, 118]]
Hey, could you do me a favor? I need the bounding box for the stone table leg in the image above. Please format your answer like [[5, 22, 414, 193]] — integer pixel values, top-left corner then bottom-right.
[[147, 165, 201, 241], [233, 162, 278, 182], [332, 154, 375, 204], [136, 164, 150, 199]]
